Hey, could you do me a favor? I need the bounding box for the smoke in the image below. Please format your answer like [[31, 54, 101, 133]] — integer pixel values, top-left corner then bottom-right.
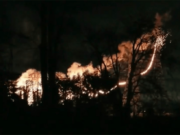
[[116, 11, 171, 65], [0, 3, 41, 74], [155, 11, 171, 27]]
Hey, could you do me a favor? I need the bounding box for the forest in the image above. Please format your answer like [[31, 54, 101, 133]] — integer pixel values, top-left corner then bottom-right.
[[0, 1, 180, 134]]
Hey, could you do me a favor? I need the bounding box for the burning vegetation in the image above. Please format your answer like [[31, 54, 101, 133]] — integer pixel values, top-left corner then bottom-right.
[[2, 2, 180, 134], [7, 31, 168, 107], [4, 11, 171, 118]]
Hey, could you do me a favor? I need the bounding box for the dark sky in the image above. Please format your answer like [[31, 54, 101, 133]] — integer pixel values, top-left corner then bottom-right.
[[0, 1, 178, 76], [1, 1, 180, 105]]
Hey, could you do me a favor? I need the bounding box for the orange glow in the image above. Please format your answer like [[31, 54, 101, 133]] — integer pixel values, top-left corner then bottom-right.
[[14, 69, 68, 105], [119, 81, 127, 85], [12, 32, 167, 105], [67, 62, 100, 79], [110, 32, 168, 91], [11, 12, 169, 105]]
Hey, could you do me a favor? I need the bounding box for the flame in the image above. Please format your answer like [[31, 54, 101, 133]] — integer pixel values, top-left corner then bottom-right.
[[67, 62, 100, 79], [12, 33, 165, 105], [16, 69, 41, 88], [14, 69, 42, 105], [111, 32, 168, 90], [10, 12, 170, 105], [113, 11, 171, 88], [56, 72, 67, 80], [14, 69, 68, 105]]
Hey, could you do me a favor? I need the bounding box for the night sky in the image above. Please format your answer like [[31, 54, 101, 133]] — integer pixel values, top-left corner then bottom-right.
[[0, 1, 179, 93]]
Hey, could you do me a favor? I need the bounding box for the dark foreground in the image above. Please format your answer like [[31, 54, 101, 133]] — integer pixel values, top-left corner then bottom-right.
[[1, 105, 180, 134]]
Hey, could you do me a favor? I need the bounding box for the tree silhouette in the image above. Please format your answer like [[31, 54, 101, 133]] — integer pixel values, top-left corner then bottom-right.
[[122, 16, 168, 118], [84, 28, 124, 116], [40, 2, 49, 107]]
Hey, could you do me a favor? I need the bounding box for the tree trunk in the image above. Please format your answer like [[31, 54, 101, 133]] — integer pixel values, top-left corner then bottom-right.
[[40, 2, 49, 106], [114, 86, 123, 116], [47, 3, 59, 106], [124, 70, 134, 118], [124, 48, 136, 119]]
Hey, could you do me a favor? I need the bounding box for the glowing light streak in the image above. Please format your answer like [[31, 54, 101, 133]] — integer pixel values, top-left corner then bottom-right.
[[110, 33, 168, 90], [119, 81, 127, 85], [99, 90, 105, 94], [10, 28, 168, 105]]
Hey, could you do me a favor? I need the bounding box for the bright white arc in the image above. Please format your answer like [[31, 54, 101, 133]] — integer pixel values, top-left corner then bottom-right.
[[14, 32, 167, 105], [140, 45, 157, 75], [118, 44, 157, 86]]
